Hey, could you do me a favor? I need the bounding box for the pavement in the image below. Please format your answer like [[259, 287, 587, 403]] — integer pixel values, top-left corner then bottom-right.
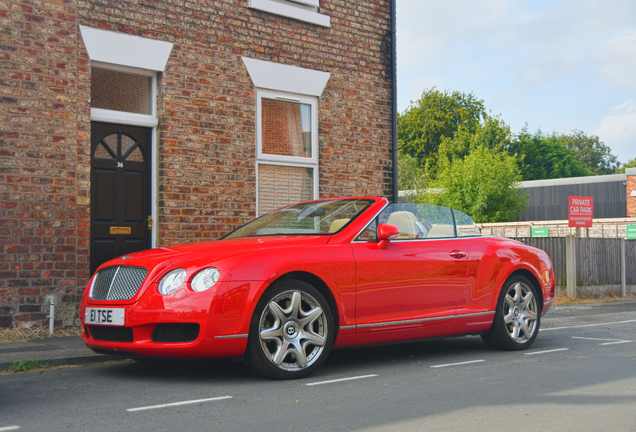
[[0, 335, 121, 370], [2, 299, 635, 371]]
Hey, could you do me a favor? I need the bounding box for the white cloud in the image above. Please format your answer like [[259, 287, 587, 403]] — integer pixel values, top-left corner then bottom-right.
[[594, 100, 636, 162], [397, 0, 513, 69], [593, 30, 636, 89], [406, 75, 445, 102]]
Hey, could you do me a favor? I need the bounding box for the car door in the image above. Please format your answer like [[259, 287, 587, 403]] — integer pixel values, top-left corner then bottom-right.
[[352, 220, 469, 332]]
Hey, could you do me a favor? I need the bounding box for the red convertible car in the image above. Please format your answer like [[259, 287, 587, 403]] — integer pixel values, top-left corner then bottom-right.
[[80, 197, 555, 379]]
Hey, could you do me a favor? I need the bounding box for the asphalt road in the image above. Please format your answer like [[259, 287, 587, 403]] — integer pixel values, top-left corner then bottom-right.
[[1, 301, 635, 432]]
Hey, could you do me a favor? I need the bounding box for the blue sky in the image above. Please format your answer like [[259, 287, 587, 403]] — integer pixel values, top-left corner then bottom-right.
[[397, 0, 636, 164]]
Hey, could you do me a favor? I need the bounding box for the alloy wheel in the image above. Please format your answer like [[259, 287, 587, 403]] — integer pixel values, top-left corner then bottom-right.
[[258, 290, 328, 371], [503, 282, 538, 343]]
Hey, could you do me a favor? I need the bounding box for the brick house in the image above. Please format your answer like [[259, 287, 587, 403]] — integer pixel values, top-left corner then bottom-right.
[[0, 0, 397, 328]]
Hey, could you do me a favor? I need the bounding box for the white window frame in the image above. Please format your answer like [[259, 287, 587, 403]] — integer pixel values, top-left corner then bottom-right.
[[248, 0, 330, 27], [90, 62, 158, 128], [256, 89, 319, 213]]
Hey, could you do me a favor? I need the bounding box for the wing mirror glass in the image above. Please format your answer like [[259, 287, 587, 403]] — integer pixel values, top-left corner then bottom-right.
[[377, 223, 400, 248]]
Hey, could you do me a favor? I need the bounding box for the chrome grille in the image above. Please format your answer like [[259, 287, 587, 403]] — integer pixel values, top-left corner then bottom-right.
[[90, 266, 148, 300]]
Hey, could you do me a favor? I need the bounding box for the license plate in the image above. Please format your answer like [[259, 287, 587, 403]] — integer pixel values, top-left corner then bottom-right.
[[85, 308, 125, 326]]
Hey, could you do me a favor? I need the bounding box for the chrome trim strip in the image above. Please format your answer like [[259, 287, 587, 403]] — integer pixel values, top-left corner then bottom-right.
[[339, 325, 356, 330], [354, 311, 495, 329], [352, 235, 487, 244], [543, 298, 554, 306], [389, 237, 467, 243], [215, 334, 249, 339]]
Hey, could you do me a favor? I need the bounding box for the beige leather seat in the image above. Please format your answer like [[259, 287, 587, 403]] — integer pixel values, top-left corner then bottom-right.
[[427, 224, 454, 238], [387, 211, 418, 239], [328, 218, 350, 233]]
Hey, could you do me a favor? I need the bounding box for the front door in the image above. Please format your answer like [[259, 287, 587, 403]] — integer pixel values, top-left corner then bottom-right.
[[90, 122, 152, 274]]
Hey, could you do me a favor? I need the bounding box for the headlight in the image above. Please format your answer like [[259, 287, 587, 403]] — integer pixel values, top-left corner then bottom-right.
[[191, 267, 221, 292], [158, 268, 187, 295]]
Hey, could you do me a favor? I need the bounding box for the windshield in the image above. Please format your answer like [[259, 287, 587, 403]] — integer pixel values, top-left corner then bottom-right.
[[223, 199, 374, 239]]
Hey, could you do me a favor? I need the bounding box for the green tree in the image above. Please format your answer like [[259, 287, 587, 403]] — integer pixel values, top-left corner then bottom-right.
[[398, 153, 426, 202], [508, 127, 590, 180], [618, 156, 636, 173], [398, 88, 486, 169], [423, 145, 527, 223], [557, 130, 619, 175], [437, 116, 512, 166]]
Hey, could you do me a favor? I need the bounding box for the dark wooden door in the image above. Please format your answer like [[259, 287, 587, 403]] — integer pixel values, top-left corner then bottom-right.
[[90, 122, 151, 274]]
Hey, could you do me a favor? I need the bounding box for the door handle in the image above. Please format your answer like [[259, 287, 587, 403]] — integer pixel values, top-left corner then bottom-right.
[[449, 250, 466, 259], [147, 215, 153, 230]]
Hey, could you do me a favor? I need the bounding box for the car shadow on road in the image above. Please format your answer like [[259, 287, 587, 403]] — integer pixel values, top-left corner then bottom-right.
[[93, 335, 491, 383], [321, 335, 490, 373], [96, 357, 258, 383]]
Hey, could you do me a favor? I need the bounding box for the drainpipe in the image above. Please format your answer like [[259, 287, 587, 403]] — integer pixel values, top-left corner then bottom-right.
[[48, 297, 55, 336], [391, 0, 398, 203]]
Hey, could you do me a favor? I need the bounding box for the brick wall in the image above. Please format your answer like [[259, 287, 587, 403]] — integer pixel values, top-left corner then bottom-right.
[[78, 0, 393, 245], [0, 0, 90, 328], [628, 172, 636, 218], [1, 0, 394, 327]]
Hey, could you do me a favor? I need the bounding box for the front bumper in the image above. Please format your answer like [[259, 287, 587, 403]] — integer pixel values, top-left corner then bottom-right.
[[82, 322, 247, 358], [80, 280, 265, 358]]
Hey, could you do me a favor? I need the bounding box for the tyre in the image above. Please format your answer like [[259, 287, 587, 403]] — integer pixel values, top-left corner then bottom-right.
[[481, 275, 541, 350], [243, 280, 334, 379]]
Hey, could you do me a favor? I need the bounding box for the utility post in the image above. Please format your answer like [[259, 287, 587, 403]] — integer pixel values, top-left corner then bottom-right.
[[566, 234, 577, 298], [621, 238, 626, 297]]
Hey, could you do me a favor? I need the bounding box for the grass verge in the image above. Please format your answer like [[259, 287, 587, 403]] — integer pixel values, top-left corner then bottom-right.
[[553, 293, 636, 306], [10, 359, 48, 373]]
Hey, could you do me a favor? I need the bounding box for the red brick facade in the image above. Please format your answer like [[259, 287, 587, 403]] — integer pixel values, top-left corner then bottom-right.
[[627, 170, 636, 218], [0, 0, 90, 328], [0, 0, 394, 327]]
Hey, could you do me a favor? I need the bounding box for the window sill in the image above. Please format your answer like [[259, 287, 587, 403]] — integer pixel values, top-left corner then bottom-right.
[[249, 0, 330, 27]]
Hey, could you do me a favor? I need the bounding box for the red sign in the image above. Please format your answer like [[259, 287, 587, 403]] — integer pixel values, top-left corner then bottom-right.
[[568, 196, 593, 227]]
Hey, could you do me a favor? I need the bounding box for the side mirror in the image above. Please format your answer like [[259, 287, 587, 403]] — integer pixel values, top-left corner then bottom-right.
[[377, 223, 400, 248]]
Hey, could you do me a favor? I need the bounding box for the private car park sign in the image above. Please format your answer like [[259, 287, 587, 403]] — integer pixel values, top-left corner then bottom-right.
[[568, 196, 593, 228]]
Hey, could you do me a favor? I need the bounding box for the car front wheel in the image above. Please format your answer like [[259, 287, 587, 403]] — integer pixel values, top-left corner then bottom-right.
[[243, 280, 334, 379], [482, 275, 541, 350]]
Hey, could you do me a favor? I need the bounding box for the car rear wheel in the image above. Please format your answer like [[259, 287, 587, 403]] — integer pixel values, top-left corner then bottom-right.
[[481, 275, 540, 350], [243, 280, 334, 379]]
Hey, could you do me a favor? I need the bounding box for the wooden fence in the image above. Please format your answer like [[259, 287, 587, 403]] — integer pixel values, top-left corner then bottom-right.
[[513, 237, 636, 297]]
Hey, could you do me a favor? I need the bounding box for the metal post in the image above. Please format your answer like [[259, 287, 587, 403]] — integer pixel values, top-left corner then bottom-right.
[[48, 297, 55, 336], [566, 235, 577, 298], [621, 238, 627, 297]]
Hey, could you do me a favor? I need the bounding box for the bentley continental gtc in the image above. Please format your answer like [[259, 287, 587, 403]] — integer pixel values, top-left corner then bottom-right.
[[80, 197, 555, 379]]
